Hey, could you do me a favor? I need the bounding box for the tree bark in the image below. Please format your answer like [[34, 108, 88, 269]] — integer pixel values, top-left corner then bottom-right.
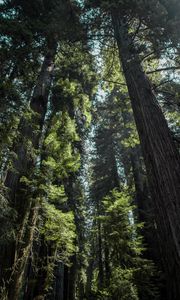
[[111, 11, 180, 300]]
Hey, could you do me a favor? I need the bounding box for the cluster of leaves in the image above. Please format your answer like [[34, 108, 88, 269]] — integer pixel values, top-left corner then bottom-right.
[[41, 202, 76, 264]]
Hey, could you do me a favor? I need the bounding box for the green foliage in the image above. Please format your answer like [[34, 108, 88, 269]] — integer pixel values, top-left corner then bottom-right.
[[101, 188, 143, 264], [0, 184, 17, 244], [47, 184, 68, 204], [44, 111, 81, 179], [121, 122, 140, 148], [1, 0, 175, 298], [41, 203, 76, 265], [52, 42, 98, 130], [109, 267, 138, 300], [99, 188, 160, 300]]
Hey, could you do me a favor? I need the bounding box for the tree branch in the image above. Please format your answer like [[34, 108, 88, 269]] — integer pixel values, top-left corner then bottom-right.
[[102, 79, 127, 86], [147, 66, 180, 74]]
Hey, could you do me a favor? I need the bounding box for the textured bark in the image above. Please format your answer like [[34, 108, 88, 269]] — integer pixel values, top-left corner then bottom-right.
[[119, 90, 161, 268], [130, 148, 152, 227], [111, 11, 180, 300], [130, 147, 164, 266]]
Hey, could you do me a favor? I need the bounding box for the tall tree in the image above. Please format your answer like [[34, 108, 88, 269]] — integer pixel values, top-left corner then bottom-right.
[[0, 1, 84, 298], [85, 1, 180, 297]]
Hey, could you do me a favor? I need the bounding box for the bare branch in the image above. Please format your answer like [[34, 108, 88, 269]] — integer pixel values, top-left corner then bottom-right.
[[147, 66, 180, 74], [141, 51, 156, 62], [102, 79, 127, 86]]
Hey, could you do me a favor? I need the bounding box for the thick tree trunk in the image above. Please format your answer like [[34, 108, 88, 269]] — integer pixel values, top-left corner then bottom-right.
[[130, 148, 153, 229], [4, 43, 56, 195], [130, 147, 166, 293], [111, 11, 180, 300], [1, 40, 57, 300]]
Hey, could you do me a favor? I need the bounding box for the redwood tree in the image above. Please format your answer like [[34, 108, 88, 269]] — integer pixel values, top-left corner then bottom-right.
[[86, 1, 180, 298]]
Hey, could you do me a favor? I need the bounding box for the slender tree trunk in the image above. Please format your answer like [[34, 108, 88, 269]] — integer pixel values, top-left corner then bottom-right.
[[63, 176, 87, 300], [97, 219, 104, 289], [104, 236, 110, 287], [53, 263, 64, 300], [68, 255, 78, 300], [85, 260, 94, 299], [111, 11, 180, 300], [32, 242, 57, 300], [63, 266, 69, 300], [85, 235, 96, 299], [8, 203, 39, 300]]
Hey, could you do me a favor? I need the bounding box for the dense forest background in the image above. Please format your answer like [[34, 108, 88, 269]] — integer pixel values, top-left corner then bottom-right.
[[0, 0, 180, 299]]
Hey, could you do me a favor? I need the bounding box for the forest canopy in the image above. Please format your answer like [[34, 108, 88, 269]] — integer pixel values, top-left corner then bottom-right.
[[0, 0, 180, 299]]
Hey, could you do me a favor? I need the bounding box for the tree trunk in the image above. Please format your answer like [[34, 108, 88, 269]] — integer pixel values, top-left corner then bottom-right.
[[4, 42, 56, 195], [8, 202, 39, 300], [2, 39, 57, 300], [104, 235, 110, 287], [111, 11, 180, 300], [53, 263, 64, 300], [63, 266, 69, 300], [97, 219, 104, 289], [68, 255, 78, 300]]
